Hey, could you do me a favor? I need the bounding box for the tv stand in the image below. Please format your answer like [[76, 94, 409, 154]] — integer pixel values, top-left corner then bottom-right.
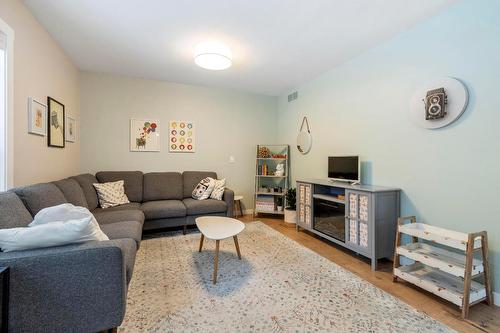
[[296, 178, 400, 270]]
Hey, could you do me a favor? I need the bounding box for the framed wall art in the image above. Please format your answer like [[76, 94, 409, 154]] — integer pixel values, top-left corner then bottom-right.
[[47, 97, 65, 148], [409, 77, 469, 129], [130, 119, 160, 151], [28, 97, 47, 136], [65, 115, 76, 142], [169, 120, 195, 153]]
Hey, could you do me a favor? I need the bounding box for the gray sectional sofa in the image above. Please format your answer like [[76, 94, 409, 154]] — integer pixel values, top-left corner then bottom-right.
[[0, 170, 234, 333]]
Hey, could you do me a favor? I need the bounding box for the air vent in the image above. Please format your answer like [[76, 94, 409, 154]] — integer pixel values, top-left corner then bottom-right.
[[288, 91, 298, 102]]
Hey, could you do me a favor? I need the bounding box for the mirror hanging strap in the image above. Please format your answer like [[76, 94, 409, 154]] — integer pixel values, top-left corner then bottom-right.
[[299, 116, 310, 133]]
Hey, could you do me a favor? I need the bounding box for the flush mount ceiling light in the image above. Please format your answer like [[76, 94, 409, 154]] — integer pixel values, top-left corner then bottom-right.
[[194, 41, 232, 70]]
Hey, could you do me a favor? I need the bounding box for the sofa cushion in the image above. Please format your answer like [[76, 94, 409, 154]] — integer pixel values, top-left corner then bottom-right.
[[93, 209, 145, 226], [93, 180, 130, 209], [11, 183, 67, 217], [96, 171, 143, 202], [182, 171, 217, 198], [92, 202, 141, 213], [70, 174, 100, 210], [53, 179, 88, 208], [110, 238, 137, 283], [100, 221, 142, 248], [143, 172, 183, 201], [0, 192, 34, 228], [140, 200, 186, 220], [182, 198, 227, 215]]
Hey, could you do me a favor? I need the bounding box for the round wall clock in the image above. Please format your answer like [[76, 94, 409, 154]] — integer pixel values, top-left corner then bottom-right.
[[410, 77, 469, 129]]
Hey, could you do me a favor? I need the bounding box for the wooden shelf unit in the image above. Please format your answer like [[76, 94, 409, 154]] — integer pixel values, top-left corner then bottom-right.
[[254, 144, 290, 217], [393, 216, 492, 319]]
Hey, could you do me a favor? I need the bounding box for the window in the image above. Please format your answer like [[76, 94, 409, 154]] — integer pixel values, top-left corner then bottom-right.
[[0, 19, 13, 191]]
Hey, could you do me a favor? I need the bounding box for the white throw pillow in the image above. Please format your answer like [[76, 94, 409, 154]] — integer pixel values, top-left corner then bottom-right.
[[93, 180, 130, 208], [192, 177, 216, 200], [0, 204, 109, 252], [210, 178, 226, 200], [30, 203, 108, 241]]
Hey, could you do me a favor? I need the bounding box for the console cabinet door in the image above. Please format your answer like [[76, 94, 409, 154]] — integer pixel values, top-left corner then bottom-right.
[[297, 182, 312, 229], [346, 190, 371, 254]]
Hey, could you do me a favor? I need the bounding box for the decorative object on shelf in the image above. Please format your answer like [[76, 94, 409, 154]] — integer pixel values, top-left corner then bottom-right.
[[169, 120, 195, 153], [297, 116, 312, 154], [284, 188, 296, 224], [275, 163, 284, 176], [130, 119, 160, 151], [28, 97, 47, 136], [393, 216, 492, 319], [410, 77, 469, 129], [254, 144, 290, 216], [47, 97, 65, 148], [276, 197, 284, 212], [65, 115, 76, 142], [257, 146, 271, 158]]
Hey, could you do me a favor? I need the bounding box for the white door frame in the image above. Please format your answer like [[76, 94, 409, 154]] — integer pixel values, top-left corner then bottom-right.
[[0, 18, 14, 190]]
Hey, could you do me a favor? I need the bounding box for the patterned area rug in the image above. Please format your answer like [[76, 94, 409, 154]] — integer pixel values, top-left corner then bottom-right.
[[119, 221, 454, 332]]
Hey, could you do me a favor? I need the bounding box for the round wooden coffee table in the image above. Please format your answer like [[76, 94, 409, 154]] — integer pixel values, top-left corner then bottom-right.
[[195, 216, 245, 284]]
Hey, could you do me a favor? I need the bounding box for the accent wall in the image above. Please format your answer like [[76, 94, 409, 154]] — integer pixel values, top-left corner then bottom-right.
[[277, 0, 500, 295]]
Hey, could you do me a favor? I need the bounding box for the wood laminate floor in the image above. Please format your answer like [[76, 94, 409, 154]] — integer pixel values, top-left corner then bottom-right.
[[240, 215, 500, 333]]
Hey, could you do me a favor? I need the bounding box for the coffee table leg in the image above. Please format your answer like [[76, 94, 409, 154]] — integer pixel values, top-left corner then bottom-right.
[[213, 240, 220, 284], [198, 234, 204, 252], [233, 235, 241, 260]]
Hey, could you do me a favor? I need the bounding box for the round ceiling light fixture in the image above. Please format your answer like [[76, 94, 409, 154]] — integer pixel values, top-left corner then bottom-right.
[[194, 41, 232, 70]]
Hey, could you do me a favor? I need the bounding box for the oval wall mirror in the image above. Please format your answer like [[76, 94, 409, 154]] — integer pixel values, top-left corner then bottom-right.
[[297, 116, 312, 154]]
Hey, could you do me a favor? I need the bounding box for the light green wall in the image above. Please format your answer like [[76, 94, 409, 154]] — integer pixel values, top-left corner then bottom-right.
[[80, 72, 277, 210], [277, 0, 500, 294]]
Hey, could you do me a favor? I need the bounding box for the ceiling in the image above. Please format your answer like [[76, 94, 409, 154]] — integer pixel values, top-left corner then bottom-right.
[[24, 0, 456, 96]]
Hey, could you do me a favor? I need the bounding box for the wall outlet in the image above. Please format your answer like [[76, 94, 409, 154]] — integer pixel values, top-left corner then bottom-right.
[[229, 156, 236, 164]]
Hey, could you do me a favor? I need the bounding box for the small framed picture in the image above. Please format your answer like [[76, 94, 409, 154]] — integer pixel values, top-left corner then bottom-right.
[[65, 115, 76, 142], [47, 97, 65, 148], [28, 97, 47, 136]]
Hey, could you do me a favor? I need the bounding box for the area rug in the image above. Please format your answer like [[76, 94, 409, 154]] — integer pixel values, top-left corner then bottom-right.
[[119, 221, 454, 332]]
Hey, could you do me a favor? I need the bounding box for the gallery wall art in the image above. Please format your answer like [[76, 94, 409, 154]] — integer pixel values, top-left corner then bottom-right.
[[66, 115, 76, 142], [130, 119, 160, 151], [169, 120, 195, 153], [47, 97, 65, 148], [28, 97, 47, 136]]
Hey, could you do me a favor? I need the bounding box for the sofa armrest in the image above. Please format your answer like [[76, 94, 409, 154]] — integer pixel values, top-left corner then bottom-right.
[[223, 188, 235, 217], [0, 240, 127, 333]]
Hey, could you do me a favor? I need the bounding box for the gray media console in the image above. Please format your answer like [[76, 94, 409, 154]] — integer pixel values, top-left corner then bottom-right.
[[296, 179, 400, 270]]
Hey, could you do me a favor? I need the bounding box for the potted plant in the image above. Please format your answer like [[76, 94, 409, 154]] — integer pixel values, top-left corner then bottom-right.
[[276, 196, 284, 212], [284, 188, 296, 224]]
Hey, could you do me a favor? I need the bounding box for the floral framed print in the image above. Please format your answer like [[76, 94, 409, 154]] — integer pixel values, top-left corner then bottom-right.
[[28, 97, 47, 136], [65, 115, 76, 142], [169, 120, 195, 153], [130, 119, 160, 151], [47, 97, 65, 148]]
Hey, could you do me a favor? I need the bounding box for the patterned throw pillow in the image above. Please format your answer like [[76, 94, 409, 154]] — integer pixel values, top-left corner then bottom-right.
[[93, 180, 130, 209], [192, 177, 215, 200], [210, 178, 226, 200]]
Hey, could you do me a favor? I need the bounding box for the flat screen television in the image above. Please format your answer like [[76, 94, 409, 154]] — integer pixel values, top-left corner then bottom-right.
[[328, 156, 360, 183]]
